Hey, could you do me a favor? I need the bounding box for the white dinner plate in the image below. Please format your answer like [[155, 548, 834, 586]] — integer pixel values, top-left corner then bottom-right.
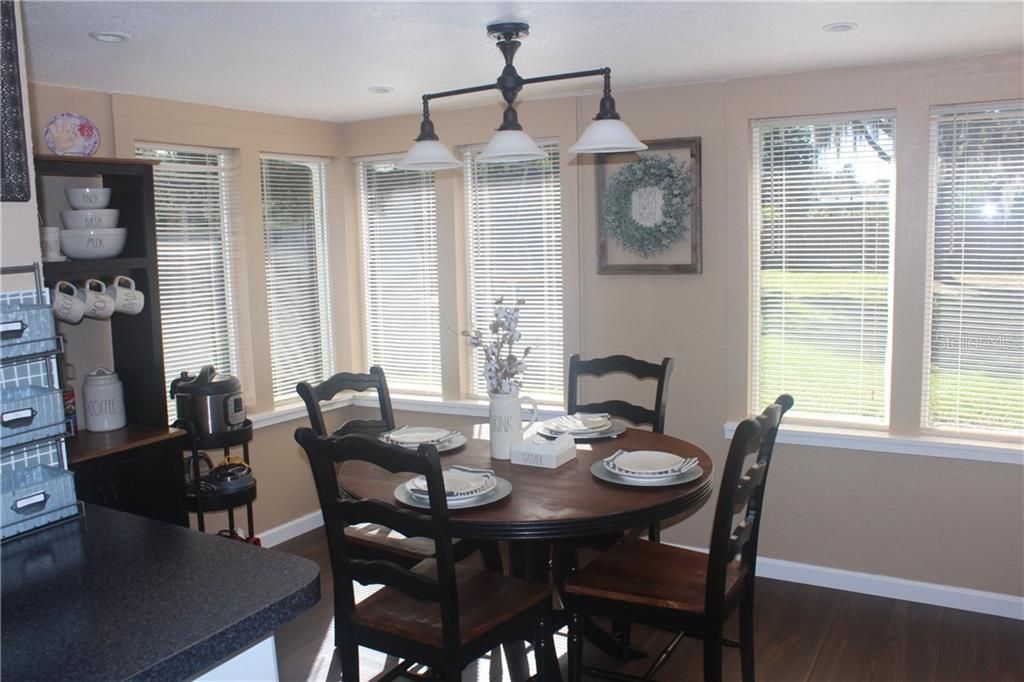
[[395, 476, 513, 510], [407, 475, 497, 502], [591, 460, 703, 488], [406, 468, 493, 497], [542, 413, 612, 434], [606, 450, 687, 476], [383, 426, 455, 445], [538, 421, 626, 441], [380, 430, 467, 454]]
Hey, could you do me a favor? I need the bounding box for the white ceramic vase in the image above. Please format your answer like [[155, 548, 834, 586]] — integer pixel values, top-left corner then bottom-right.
[[488, 390, 539, 460]]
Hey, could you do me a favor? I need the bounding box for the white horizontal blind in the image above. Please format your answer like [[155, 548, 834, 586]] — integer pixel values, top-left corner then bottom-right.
[[358, 160, 441, 394], [751, 115, 895, 423], [924, 103, 1024, 435], [260, 155, 333, 401], [136, 145, 241, 420], [464, 142, 564, 402]]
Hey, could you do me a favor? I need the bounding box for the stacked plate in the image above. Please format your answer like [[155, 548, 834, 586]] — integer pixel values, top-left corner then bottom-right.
[[395, 466, 513, 509], [380, 426, 467, 453], [591, 450, 703, 487], [539, 413, 626, 441]]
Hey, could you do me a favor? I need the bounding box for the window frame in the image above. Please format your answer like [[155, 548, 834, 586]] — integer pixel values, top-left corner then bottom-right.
[[259, 152, 334, 403], [920, 100, 1024, 440], [461, 138, 566, 404], [749, 111, 898, 429], [355, 154, 444, 396], [135, 141, 246, 419]]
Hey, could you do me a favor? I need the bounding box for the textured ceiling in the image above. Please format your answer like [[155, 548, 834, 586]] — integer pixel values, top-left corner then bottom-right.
[[21, 1, 1024, 124]]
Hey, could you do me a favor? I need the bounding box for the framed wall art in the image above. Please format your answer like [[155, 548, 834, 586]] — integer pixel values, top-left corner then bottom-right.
[[0, 0, 30, 203], [596, 137, 701, 274]]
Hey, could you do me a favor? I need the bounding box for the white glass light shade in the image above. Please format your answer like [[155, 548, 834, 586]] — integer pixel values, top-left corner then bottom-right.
[[477, 130, 548, 164], [396, 140, 463, 171], [568, 118, 648, 154]]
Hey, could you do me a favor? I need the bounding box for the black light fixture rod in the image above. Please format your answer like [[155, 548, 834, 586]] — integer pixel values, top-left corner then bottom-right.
[[422, 67, 611, 104], [424, 82, 500, 102], [520, 67, 610, 87]]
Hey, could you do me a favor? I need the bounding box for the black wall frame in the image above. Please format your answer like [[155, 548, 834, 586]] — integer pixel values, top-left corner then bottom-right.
[[1, 0, 31, 203]]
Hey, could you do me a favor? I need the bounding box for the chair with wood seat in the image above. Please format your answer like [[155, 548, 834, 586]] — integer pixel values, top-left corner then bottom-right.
[[295, 430, 556, 682], [564, 394, 794, 682], [297, 367, 489, 570], [567, 353, 674, 541]]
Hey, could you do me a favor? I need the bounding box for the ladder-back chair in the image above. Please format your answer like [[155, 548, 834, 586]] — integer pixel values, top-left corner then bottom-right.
[[564, 394, 794, 682], [295, 430, 555, 682]]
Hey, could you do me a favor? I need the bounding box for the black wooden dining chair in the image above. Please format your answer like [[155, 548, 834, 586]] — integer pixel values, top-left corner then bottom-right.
[[568, 354, 674, 542], [297, 366, 396, 439], [563, 394, 793, 682], [297, 367, 489, 570], [567, 354, 674, 435], [295, 430, 556, 682]]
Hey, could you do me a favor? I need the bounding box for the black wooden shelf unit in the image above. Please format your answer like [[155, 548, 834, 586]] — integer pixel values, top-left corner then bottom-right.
[[34, 155, 187, 527]]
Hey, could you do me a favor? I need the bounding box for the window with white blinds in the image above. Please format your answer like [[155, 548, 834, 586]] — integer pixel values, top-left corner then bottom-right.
[[136, 144, 241, 420], [358, 160, 442, 394], [464, 142, 564, 403], [924, 103, 1024, 435], [751, 114, 895, 423], [260, 155, 332, 401]]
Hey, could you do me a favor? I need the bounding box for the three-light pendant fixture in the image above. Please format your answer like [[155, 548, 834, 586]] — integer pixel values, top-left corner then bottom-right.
[[397, 22, 646, 171]]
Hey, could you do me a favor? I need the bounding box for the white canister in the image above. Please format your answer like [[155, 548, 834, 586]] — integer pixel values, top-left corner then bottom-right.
[[82, 368, 126, 432]]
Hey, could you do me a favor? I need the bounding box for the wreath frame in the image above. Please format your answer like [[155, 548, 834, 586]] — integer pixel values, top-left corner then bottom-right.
[[602, 154, 691, 258], [596, 137, 703, 275]]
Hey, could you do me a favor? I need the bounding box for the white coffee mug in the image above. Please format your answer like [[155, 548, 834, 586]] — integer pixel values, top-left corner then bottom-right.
[[52, 281, 86, 324], [40, 226, 62, 262], [488, 390, 540, 460], [108, 275, 144, 315], [77, 279, 115, 320]]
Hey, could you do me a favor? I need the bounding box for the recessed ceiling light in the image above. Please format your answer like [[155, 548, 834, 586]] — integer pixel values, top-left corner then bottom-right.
[[89, 31, 130, 43], [822, 22, 858, 33], [368, 86, 395, 95]]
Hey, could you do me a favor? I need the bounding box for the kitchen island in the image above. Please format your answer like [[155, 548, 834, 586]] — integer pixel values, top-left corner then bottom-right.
[[1, 504, 320, 681]]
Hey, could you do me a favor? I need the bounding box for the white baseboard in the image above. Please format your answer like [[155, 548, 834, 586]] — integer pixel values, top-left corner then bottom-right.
[[257, 513, 1022, 621], [260, 510, 324, 548], [666, 542, 1023, 621]]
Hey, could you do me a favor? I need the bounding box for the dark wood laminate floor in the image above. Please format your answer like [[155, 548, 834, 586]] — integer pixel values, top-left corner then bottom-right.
[[272, 528, 1024, 682]]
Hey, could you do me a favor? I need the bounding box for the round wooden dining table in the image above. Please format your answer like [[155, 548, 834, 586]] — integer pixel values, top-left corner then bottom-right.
[[340, 427, 715, 682], [340, 427, 715, 543]]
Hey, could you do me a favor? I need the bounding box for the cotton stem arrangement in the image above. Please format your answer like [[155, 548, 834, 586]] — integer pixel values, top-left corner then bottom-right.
[[462, 297, 530, 395]]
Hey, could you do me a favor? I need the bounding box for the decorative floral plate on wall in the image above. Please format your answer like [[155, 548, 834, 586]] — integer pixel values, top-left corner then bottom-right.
[[43, 112, 100, 156]]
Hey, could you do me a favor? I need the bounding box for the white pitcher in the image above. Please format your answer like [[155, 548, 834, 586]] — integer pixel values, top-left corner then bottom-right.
[[488, 390, 539, 460]]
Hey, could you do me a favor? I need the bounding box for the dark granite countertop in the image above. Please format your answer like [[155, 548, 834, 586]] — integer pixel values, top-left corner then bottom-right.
[[1, 504, 320, 681]]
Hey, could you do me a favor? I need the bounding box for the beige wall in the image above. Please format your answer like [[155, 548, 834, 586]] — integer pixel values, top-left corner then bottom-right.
[[22, 50, 1024, 596]]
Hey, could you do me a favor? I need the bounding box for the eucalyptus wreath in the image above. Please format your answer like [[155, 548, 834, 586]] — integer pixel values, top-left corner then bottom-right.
[[602, 154, 692, 258]]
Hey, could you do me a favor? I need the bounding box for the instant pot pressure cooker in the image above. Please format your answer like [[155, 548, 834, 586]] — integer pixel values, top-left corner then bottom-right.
[[169, 365, 246, 436]]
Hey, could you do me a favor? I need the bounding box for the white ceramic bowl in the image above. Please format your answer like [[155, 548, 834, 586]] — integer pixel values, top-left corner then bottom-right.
[[59, 228, 127, 259], [65, 187, 111, 210], [61, 208, 119, 230]]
